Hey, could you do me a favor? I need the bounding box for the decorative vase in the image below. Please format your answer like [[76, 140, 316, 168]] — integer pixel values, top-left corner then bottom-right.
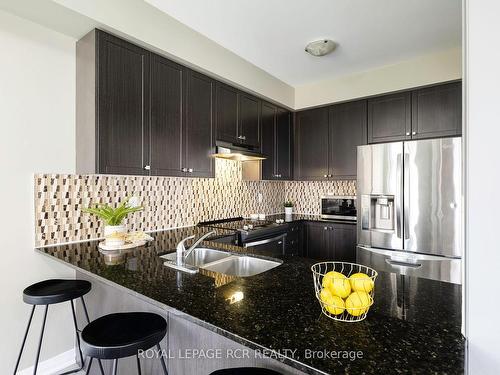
[[104, 224, 126, 246], [285, 207, 293, 215]]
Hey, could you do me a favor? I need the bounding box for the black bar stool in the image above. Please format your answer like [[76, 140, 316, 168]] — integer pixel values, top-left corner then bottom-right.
[[210, 368, 283, 375], [81, 312, 168, 375], [14, 279, 104, 375]]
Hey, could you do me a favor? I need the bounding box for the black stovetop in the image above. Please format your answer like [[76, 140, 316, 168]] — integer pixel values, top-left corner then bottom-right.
[[198, 217, 278, 232]]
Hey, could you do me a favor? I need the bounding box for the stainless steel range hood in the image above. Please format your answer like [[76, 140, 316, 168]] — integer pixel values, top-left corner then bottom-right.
[[212, 141, 266, 161]]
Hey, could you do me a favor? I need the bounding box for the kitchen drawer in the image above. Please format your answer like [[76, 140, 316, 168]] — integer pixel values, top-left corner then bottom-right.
[[357, 246, 462, 284]]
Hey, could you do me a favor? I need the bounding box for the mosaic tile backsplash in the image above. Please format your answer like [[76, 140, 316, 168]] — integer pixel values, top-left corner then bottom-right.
[[34, 159, 355, 246]]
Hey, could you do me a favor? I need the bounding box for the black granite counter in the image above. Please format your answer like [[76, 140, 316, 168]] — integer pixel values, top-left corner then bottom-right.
[[36, 225, 464, 374]]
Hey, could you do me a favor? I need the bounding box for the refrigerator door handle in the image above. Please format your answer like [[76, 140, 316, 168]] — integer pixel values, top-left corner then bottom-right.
[[395, 153, 403, 239], [385, 259, 422, 269], [403, 152, 410, 240]]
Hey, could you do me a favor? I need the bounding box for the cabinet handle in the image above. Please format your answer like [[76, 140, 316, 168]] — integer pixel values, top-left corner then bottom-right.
[[237, 135, 246, 141], [144, 165, 151, 170], [323, 174, 328, 178], [412, 131, 417, 135], [406, 132, 410, 136], [324, 226, 328, 230], [188, 168, 193, 173], [181, 167, 187, 172]]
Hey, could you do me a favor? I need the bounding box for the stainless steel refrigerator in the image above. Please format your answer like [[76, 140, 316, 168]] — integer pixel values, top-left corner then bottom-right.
[[356, 137, 462, 284]]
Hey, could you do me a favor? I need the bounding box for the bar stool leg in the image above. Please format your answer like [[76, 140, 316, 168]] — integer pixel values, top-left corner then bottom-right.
[[85, 357, 93, 375], [157, 344, 168, 375], [70, 300, 84, 367], [80, 296, 105, 375], [13, 305, 36, 375], [111, 359, 118, 375], [33, 305, 49, 375], [136, 355, 142, 375]]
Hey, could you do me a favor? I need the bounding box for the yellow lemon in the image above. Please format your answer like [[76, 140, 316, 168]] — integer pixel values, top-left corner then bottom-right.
[[319, 287, 334, 302], [325, 295, 345, 315], [349, 273, 374, 293], [319, 288, 345, 315], [345, 291, 372, 317], [322, 271, 351, 298]]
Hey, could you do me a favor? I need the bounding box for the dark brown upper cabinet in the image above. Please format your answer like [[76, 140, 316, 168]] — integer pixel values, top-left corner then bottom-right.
[[150, 54, 184, 177], [368, 92, 411, 144], [367, 81, 462, 144], [275, 108, 293, 180], [261, 103, 293, 180], [238, 93, 260, 148], [183, 70, 215, 178], [76, 29, 215, 177], [294, 107, 329, 180], [411, 82, 462, 139], [215, 83, 239, 144], [260, 102, 277, 179], [215, 84, 261, 150], [329, 100, 367, 179], [93, 30, 151, 175], [295, 102, 366, 181]]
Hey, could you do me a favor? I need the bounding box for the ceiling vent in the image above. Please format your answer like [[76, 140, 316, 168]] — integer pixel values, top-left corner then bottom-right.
[[305, 39, 337, 57]]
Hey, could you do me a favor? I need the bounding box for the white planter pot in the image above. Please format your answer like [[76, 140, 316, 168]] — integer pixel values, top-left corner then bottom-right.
[[284, 207, 293, 215], [104, 225, 126, 246]]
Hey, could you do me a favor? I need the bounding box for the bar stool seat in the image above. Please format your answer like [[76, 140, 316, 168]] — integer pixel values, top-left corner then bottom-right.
[[81, 312, 168, 375], [14, 279, 104, 375], [23, 279, 91, 305], [210, 368, 283, 375], [82, 312, 167, 359]]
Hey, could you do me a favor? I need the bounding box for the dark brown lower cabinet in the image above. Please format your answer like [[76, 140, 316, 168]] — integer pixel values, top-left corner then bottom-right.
[[304, 221, 356, 262]]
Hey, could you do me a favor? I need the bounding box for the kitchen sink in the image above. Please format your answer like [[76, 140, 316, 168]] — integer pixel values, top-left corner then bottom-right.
[[161, 248, 281, 277], [161, 248, 231, 267], [200, 256, 281, 277]]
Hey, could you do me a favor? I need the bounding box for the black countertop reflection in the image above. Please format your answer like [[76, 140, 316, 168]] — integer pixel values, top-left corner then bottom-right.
[[36, 223, 464, 375]]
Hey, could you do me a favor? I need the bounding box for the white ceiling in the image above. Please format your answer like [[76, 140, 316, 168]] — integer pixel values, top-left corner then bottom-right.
[[146, 0, 461, 86]]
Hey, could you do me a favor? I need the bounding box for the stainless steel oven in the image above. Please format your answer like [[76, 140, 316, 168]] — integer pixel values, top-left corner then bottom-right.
[[321, 196, 357, 221]]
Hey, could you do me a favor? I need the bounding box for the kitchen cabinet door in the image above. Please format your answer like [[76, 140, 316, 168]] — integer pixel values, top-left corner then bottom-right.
[[215, 83, 239, 143], [294, 108, 329, 180], [150, 54, 184, 177], [260, 102, 277, 180], [329, 100, 367, 179], [368, 92, 411, 144], [275, 109, 293, 180], [184, 70, 215, 178], [97, 31, 150, 175], [329, 223, 357, 263], [305, 222, 330, 260], [411, 82, 462, 139], [238, 93, 260, 148]]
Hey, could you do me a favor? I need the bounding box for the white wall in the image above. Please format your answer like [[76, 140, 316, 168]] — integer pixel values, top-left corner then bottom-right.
[[0, 10, 76, 373], [465, 1, 500, 374], [295, 47, 462, 109]]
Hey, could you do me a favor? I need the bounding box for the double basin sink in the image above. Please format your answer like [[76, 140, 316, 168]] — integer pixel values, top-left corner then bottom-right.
[[161, 248, 281, 277]]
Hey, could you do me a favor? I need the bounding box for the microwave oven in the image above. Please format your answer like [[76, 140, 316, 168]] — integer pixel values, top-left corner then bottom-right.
[[321, 196, 357, 221]]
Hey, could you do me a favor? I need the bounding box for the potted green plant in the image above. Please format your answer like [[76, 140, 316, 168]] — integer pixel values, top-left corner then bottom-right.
[[284, 201, 294, 215], [82, 197, 143, 246]]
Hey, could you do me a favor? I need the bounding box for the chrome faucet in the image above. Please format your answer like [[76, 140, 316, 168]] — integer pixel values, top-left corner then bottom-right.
[[176, 231, 215, 265]]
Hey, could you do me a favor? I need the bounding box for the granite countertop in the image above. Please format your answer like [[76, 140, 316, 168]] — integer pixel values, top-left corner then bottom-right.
[[36, 220, 465, 375]]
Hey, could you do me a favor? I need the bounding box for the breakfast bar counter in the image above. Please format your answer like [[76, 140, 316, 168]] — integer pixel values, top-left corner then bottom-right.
[[36, 226, 465, 374]]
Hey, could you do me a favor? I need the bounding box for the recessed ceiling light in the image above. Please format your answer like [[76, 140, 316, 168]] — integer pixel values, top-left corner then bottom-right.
[[305, 39, 337, 57]]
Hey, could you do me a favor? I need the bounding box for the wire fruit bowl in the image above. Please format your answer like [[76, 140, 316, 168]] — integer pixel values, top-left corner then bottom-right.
[[311, 262, 378, 322]]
